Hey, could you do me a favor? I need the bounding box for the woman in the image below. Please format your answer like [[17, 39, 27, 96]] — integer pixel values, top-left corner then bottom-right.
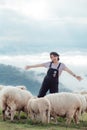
[[25, 52, 82, 97]]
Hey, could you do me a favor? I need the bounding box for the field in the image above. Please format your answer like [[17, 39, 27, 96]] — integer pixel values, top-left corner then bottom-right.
[[0, 110, 87, 130]]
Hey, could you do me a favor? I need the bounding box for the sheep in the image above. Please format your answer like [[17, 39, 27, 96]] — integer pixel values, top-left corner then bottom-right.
[[76, 94, 87, 114], [0, 85, 5, 90], [0, 85, 27, 112], [27, 97, 51, 124], [16, 85, 27, 90], [73, 91, 87, 123], [73, 94, 87, 124], [45, 92, 82, 125], [82, 94, 87, 112], [74, 91, 87, 95], [0, 87, 33, 121], [0, 85, 5, 110], [0, 85, 27, 90], [73, 92, 87, 114]]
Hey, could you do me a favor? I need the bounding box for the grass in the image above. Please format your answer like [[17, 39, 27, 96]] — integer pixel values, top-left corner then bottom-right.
[[0, 110, 87, 130]]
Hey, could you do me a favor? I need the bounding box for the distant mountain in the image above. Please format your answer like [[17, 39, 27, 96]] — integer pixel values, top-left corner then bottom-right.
[[0, 64, 71, 95]]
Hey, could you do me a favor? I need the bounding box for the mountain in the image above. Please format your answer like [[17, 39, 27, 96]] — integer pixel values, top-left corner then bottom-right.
[[0, 64, 71, 95]]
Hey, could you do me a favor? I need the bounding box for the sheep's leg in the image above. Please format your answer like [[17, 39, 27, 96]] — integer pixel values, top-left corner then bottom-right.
[[45, 109, 50, 123], [30, 110, 36, 121], [73, 107, 81, 124], [41, 112, 47, 123], [66, 110, 75, 125], [2, 109, 6, 121], [73, 113, 79, 124], [47, 109, 50, 124], [2, 103, 7, 121]]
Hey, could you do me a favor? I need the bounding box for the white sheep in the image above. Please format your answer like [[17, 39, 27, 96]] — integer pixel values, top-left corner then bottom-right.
[[0, 85, 27, 112], [0, 87, 33, 121], [73, 92, 87, 114], [27, 97, 51, 124], [82, 94, 87, 112], [73, 93, 87, 124], [0, 85, 5, 90], [76, 94, 87, 114], [0, 85, 5, 110], [16, 85, 27, 90], [0, 85, 27, 90], [45, 92, 82, 124]]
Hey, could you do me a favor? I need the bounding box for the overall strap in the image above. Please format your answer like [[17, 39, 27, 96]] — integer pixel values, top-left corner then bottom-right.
[[49, 62, 53, 68], [57, 63, 61, 70]]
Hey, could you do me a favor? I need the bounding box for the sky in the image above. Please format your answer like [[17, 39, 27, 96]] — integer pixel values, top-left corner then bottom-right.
[[0, 0, 87, 91], [0, 0, 87, 53]]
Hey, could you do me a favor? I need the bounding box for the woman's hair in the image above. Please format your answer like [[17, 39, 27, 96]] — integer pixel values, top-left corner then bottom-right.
[[50, 52, 60, 60]]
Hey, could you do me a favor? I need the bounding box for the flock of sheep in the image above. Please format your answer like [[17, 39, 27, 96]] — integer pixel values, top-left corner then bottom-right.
[[0, 85, 87, 125]]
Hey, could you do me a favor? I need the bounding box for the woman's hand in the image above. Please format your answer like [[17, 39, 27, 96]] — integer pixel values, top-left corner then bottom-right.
[[64, 67, 83, 81], [25, 65, 31, 70], [75, 76, 83, 81]]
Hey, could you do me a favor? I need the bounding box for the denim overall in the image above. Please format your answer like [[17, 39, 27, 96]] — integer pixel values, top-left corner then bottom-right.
[[38, 62, 61, 97]]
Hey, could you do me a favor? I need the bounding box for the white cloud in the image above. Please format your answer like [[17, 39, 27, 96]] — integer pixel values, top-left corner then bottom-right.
[[0, 0, 87, 24], [0, 36, 21, 41], [0, 0, 86, 57], [0, 0, 50, 20], [0, 51, 86, 72]]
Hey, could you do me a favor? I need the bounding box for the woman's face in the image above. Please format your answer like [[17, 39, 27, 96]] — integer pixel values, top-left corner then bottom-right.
[[50, 54, 58, 62]]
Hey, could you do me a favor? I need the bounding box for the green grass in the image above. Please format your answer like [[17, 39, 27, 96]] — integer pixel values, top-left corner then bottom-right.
[[0, 110, 87, 130]]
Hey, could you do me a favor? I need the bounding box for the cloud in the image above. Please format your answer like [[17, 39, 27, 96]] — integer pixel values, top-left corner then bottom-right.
[[0, 0, 49, 20], [0, 0, 87, 50], [0, 0, 87, 23], [0, 51, 86, 71]]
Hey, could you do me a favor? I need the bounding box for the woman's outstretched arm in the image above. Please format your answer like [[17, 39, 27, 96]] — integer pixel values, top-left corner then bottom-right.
[[25, 64, 45, 70], [64, 67, 83, 81]]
